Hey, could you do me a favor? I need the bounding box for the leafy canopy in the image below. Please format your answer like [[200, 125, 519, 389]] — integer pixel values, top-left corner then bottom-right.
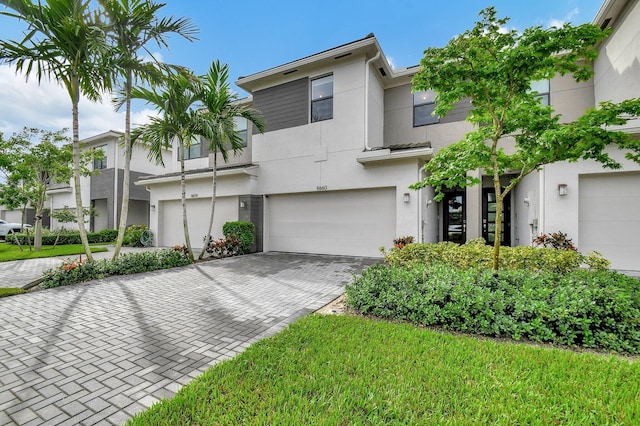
[[410, 7, 640, 200]]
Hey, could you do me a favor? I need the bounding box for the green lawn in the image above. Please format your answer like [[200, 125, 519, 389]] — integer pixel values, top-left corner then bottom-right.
[[129, 315, 639, 425], [0, 242, 108, 262]]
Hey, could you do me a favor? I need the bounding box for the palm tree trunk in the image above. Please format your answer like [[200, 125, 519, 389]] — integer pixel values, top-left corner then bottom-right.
[[199, 149, 217, 259], [179, 138, 194, 261], [71, 76, 93, 261], [113, 72, 133, 261]]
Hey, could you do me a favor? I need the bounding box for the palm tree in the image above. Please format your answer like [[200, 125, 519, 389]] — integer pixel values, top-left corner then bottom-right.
[[0, 0, 112, 261], [100, 0, 197, 260], [196, 61, 265, 260], [131, 70, 206, 261]]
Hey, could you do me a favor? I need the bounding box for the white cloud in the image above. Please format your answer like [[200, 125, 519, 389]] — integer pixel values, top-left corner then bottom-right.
[[0, 65, 155, 140], [547, 8, 580, 28]]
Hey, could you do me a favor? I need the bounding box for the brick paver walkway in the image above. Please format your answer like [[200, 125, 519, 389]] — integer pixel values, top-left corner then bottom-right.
[[0, 253, 375, 425]]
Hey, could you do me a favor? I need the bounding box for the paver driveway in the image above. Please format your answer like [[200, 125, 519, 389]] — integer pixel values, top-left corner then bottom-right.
[[0, 253, 375, 425]]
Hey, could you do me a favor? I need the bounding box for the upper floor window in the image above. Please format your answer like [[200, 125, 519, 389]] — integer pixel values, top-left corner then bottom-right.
[[93, 145, 107, 169], [234, 117, 248, 147], [413, 90, 439, 126], [179, 136, 202, 160], [530, 80, 550, 106], [311, 75, 333, 122]]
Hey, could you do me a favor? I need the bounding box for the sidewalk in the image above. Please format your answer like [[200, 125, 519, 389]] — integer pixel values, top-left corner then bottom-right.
[[0, 245, 161, 289]]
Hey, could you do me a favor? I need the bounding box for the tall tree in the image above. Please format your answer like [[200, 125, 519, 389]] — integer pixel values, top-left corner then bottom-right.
[[0, 128, 74, 250], [100, 0, 197, 260], [410, 8, 640, 270], [0, 0, 112, 261], [131, 69, 206, 261], [196, 61, 265, 260]]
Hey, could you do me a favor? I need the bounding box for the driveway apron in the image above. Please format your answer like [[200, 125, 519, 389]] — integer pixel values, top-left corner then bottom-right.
[[0, 253, 375, 425]]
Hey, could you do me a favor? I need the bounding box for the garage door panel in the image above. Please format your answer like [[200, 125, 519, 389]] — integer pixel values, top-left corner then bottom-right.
[[160, 197, 238, 248], [268, 188, 396, 257], [579, 172, 640, 270]]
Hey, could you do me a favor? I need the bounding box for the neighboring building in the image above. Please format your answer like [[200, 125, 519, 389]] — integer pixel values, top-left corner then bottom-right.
[[48, 131, 171, 231], [139, 0, 639, 271]]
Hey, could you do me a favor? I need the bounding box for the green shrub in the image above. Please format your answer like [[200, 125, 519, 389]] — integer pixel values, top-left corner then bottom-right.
[[9, 228, 118, 245], [346, 263, 640, 353], [123, 224, 149, 247], [42, 249, 192, 288], [385, 240, 585, 274], [222, 221, 255, 254]]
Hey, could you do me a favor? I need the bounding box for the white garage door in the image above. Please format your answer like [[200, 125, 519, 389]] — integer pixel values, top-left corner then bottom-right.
[[579, 172, 640, 271], [160, 197, 238, 248], [267, 188, 396, 257]]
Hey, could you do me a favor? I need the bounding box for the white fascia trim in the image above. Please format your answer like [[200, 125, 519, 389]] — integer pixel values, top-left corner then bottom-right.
[[46, 187, 72, 194], [135, 165, 259, 186], [356, 148, 433, 164]]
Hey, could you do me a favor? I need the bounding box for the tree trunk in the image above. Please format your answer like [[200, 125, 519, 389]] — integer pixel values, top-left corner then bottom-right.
[[492, 177, 503, 271], [71, 75, 93, 261], [34, 205, 43, 251], [113, 72, 133, 261], [179, 138, 194, 261], [199, 148, 217, 260]]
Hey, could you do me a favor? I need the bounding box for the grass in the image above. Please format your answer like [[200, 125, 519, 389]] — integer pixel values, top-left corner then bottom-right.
[[0, 242, 108, 262], [0, 288, 25, 298], [129, 315, 639, 425]]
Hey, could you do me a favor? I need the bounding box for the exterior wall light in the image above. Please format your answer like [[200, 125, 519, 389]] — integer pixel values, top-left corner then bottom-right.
[[403, 193, 411, 203], [240, 200, 246, 208], [558, 184, 568, 196]]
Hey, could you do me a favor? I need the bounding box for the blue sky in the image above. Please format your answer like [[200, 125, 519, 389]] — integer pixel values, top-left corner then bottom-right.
[[0, 0, 604, 138]]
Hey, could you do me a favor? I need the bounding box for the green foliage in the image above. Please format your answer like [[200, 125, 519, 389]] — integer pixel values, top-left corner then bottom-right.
[[0, 288, 26, 298], [222, 221, 255, 254], [123, 224, 150, 247], [0, 243, 107, 263], [584, 251, 612, 271], [128, 315, 640, 425], [410, 8, 640, 269], [346, 263, 640, 353], [42, 249, 192, 288], [385, 240, 584, 274], [9, 229, 116, 245]]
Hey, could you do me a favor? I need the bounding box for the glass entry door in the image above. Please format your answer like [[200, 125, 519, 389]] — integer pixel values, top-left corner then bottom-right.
[[482, 189, 511, 246], [443, 191, 466, 243]]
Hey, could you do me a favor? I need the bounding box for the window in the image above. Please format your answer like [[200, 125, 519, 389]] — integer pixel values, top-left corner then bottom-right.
[[93, 145, 107, 169], [179, 136, 202, 160], [311, 75, 333, 122], [234, 117, 248, 147], [531, 80, 550, 106], [413, 90, 439, 126]]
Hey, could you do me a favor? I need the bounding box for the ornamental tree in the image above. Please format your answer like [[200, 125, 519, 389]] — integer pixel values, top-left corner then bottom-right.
[[410, 7, 640, 270]]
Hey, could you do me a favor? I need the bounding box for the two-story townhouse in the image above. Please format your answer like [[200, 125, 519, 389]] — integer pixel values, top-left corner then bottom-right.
[[47, 130, 171, 231], [141, 0, 639, 271]]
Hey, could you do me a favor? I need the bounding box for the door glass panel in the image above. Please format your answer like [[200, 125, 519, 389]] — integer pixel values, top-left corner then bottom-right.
[[444, 192, 465, 243], [483, 189, 511, 246]]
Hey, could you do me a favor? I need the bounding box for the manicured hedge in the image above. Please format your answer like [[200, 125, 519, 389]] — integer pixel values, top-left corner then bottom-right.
[[42, 249, 192, 288], [346, 263, 640, 354], [385, 239, 609, 274], [222, 221, 255, 254], [9, 228, 117, 246]]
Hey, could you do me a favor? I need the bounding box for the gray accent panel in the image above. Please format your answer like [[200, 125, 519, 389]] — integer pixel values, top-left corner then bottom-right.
[[440, 97, 473, 124], [252, 78, 308, 133], [238, 195, 263, 253]]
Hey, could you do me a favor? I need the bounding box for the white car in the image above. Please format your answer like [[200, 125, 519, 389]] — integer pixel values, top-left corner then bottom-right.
[[0, 219, 32, 239]]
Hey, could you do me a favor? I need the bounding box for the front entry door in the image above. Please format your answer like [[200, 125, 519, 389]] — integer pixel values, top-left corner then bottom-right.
[[443, 191, 466, 243], [483, 189, 511, 246]]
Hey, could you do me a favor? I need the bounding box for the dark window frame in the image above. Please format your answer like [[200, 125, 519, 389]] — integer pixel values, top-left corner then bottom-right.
[[413, 90, 439, 127], [178, 137, 203, 160], [311, 74, 333, 123], [93, 144, 107, 170]]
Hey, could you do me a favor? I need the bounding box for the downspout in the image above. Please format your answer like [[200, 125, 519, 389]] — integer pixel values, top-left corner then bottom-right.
[[539, 167, 545, 239], [363, 51, 381, 151]]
